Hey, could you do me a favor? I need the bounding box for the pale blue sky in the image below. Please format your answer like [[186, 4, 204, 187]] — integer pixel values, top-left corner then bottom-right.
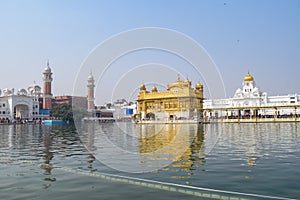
[[0, 0, 299, 104]]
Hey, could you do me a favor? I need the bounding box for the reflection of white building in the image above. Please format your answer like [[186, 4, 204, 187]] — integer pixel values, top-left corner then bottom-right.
[[204, 73, 300, 118]]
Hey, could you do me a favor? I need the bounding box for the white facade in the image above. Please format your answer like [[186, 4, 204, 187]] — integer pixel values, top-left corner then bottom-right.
[[204, 73, 300, 118], [112, 99, 137, 121], [0, 83, 46, 122]]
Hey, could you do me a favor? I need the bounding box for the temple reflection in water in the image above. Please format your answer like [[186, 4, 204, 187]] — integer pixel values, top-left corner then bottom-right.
[[80, 121, 300, 177], [82, 121, 206, 175], [137, 124, 205, 177]]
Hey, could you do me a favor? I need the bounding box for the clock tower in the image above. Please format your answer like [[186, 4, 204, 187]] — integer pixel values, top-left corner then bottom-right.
[[43, 61, 53, 109]]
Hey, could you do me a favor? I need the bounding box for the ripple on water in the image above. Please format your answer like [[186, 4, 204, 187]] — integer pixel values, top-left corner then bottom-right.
[[0, 123, 299, 199]]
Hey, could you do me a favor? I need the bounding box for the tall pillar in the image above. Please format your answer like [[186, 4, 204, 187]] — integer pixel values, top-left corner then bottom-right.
[[43, 61, 53, 109], [87, 72, 95, 113]]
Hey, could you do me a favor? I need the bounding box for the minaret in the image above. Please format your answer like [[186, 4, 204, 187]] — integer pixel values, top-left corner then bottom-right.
[[43, 61, 53, 109], [87, 72, 95, 112]]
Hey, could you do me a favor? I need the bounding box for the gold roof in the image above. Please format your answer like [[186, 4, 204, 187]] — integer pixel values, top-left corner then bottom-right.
[[244, 72, 254, 81]]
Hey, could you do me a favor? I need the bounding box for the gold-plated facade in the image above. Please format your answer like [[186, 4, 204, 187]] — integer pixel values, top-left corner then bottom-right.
[[137, 76, 203, 121]]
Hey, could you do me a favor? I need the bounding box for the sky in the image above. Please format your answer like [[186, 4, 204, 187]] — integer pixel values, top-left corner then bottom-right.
[[0, 0, 299, 105]]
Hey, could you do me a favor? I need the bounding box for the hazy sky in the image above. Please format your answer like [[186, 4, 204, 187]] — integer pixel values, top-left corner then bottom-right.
[[0, 0, 299, 105]]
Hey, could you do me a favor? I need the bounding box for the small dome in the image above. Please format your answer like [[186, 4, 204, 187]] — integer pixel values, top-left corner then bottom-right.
[[140, 84, 146, 91], [3, 88, 13, 96], [17, 88, 28, 96], [88, 73, 94, 80], [44, 67, 51, 73], [44, 61, 51, 73], [244, 72, 254, 81], [28, 81, 41, 96], [184, 76, 191, 85], [152, 85, 158, 92], [195, 82, 202, 90]]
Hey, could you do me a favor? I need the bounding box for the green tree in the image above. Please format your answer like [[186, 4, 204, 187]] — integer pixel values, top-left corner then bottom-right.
[[50, 104, 74, 122], [50, 104, 87, 123]]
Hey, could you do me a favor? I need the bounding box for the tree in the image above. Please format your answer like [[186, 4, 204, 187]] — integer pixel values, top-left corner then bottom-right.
[[50, 104, 74, 122], [50, 104, 87, 123]]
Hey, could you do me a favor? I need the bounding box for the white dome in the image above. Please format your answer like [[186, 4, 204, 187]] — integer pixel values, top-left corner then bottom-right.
[[44, 66, 51, 73], [28, 82, 41, 96], [17, 88, 28, 96], [3, 88, 13, 96], [44, 61, 52, 73], [88, 73, 94, 80]]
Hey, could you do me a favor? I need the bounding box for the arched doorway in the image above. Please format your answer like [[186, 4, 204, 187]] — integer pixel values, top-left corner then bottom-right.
[[146, 112, 155, 120], [14, 104, 29, 120]]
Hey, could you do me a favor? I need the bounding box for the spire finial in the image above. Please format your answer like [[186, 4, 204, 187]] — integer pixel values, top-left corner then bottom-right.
[[177, 74, 181, 81], [47, 59, 49, 67]]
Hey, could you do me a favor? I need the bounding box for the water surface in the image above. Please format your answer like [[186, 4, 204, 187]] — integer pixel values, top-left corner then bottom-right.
[[0, 123, 299, 199]]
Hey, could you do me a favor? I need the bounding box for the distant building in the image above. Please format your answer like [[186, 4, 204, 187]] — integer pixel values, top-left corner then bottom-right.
[[136, 75, 204, 121], [87, 72, 95, 114], [0, 61, 58, 123], [0, 80, 46, 122], [113, 99, 137, 121], [95, 108, 114, 119], [203, 72, 300, 120], [53, 95, 87, 109], [83, 73, 115, 122]]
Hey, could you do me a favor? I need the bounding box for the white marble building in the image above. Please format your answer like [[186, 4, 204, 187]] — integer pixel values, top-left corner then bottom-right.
[[0, 82, 44, 122], [204, 73, 300, 118]]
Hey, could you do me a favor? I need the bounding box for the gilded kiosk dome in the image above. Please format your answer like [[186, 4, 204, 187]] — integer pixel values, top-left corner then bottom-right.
[[140, 84, 146, 91], [195, 82, 202, 90], [244, 72, 254, 81], [152, 85, 158, 92]]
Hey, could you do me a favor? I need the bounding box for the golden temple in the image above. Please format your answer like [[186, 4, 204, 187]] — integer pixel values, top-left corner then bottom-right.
[[135, 75, 204, 123]]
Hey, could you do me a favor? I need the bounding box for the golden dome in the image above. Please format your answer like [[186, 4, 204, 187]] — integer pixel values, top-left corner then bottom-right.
[[244, 73, 254, 81], [152, 85, 158, 92], [140, 84, 146, 91], [195, 82, 202, 90]]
